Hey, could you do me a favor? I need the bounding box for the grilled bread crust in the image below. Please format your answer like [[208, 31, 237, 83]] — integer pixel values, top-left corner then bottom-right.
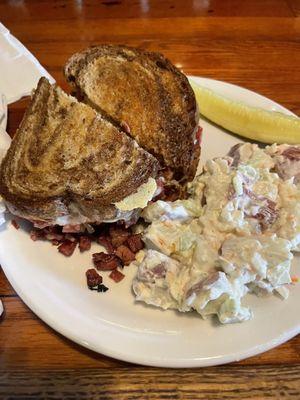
[[64, 45, 200, 181], [0, 78, 159, 223]]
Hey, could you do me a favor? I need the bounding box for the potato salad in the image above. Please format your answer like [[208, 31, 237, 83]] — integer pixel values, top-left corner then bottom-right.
[[132, 143, 300, 324]]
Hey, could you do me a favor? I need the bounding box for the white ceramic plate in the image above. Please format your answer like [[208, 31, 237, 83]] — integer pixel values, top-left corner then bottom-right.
[[0, 77, 299, 368]]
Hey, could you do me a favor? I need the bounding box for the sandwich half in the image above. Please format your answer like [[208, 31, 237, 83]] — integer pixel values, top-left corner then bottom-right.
[[0, 77, 159, 228], [64, 45, 200, 182]]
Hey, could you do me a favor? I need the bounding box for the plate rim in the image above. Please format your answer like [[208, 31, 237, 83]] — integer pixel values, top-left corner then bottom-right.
[[1, 76, 299, 368]]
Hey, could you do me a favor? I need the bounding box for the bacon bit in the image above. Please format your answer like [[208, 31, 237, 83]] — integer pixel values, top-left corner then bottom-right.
[[291, 276, 299, 283], [93, 252, 121, 270], [30, 226, 66, 243], [30, 229, 45, 241], [109, 226, 130, 248], [79, 236, 92, 252], [98, 236, 114, 253], [30, 231, 38, 241], [109, 269, 125, 283], [11, 219, 19, 230], [109, 225, 127, 238], [115, 245, 136, 265], [58, 240, 77, 257], [126, 234, 144, 253], [86, 268, 103, 288], [243, 189, 279, 229], [93, 252, 111, 262], [254, 201, 279, 230]]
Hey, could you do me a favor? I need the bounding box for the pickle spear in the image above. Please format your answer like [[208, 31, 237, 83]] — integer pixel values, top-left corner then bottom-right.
[[191, 81, 300, 144]]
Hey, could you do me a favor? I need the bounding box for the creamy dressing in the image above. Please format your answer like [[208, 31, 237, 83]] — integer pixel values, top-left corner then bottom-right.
[[133, 143, 300, 324]]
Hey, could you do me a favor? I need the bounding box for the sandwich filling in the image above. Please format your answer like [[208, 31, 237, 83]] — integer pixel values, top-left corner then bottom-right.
[[3, 177, 159, 229], [114, 178, 157, 211]]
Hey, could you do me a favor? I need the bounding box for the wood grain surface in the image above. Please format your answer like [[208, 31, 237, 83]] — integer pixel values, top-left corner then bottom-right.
[[0, 1, 300, 398]]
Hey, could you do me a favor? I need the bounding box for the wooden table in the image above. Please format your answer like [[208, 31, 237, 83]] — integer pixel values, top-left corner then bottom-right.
[[0, 1, 300, 398]]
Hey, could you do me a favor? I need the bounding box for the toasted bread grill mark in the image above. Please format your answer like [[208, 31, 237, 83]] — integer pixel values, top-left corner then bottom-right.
[[0, 78, 159, 222], [64, 45, 200, 181]]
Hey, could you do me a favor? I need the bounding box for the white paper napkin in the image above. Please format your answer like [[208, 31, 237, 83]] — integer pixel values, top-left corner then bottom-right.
[[0, 93, 10, 159], [0, 22, 55, 104], [0, 79, 7, 316], [0, 299, 3, 317], [0, 93, 10, 226], [0, 22, 55, 231], [0, 93, 7, 129], [0, 22, 55, 154]]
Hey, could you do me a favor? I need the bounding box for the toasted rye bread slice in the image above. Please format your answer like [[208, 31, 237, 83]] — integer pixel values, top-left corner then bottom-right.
[[64, 45, 200, 181], [0, 78, 159, 224]]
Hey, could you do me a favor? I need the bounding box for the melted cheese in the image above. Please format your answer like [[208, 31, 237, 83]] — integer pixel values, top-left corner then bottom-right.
[[114, 178, 157, 211]]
